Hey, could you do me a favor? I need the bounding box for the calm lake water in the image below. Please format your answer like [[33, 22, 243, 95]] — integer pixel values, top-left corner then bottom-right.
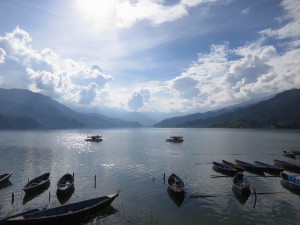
[[1, 128, 300, 225]]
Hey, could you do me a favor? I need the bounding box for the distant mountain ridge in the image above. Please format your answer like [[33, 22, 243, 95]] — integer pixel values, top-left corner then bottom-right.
[[0, 88, 142, 129], [154, 89, 300, 129]]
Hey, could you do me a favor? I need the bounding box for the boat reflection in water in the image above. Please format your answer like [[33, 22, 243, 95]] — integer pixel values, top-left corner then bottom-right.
[[22, 181, 50, 205], [167, 187, 184, 207], [232, 187, 250, 205], [57, 186, 75, 205]]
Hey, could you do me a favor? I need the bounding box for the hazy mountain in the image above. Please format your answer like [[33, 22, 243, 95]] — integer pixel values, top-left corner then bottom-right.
[[0, 88, 142, 129], [155, 89, 300, 128], [153, 96, 270, 128]]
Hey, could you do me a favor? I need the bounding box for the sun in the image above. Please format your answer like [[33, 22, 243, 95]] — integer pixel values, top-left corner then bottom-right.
[[75, 0, 116, 24]]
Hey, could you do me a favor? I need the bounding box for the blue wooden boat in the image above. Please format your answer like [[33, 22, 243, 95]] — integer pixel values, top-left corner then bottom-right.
[[254, 161, 284, 174], [212, 161, 238, 175], [274, 160, 300, 173], [232, 173, 251, 195], [280, 172, 300, 191], [235, 160, 265, 173]]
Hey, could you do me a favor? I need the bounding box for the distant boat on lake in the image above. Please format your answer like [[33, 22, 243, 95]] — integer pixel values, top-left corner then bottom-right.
[[166, 132, 183, 143], [85, 134, 102, 142]]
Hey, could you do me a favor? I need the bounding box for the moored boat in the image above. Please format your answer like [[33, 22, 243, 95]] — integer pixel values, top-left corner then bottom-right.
[[222, 160, 245, 172], [7, 192, 119, 225], [283, 150, 296, 159], [23, 173, 50, 195], [280, 172, 300, 192], [274, 160, 300, 173], [235, 159, 265, 173], [0, 172, 13, 185], [168, 173, 184, 196], [254, 161, 284, 174], [232, 172, 251, 195], [57, 173, 74, 195], [212, 161, 238, 175], [85, 135, 102, 142], [166, 135, 183, 143], [291, 150, 300, 156]]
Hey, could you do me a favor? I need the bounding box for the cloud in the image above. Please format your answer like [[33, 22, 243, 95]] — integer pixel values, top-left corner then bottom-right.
[[127, 92, 144, 110], [259, 0, 300, 44], [79, 83, 98, 104], [0, 27, 113, 104], [116, 0, 219, 27], [0, 48, 5, 63], [171, 77, 200, 98], [127, 88, 151, 110]]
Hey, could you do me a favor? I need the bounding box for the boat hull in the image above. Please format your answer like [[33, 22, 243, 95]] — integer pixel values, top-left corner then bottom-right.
[[7, 193, 119, 225]]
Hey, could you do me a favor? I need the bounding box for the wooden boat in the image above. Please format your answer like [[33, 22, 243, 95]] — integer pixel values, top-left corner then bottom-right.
[[283, 150, 296, 159], [274, 160, 300, 173], [57, 173, 74, 195], [7, 192, 119, 225], [23, 173, 50, 195], [212, 161, 238, 175], [254, 161, 284, 174], [291, 150, 300, 156], [0, 172, 13, 185], [280, 172, 300, 191], [85, 135, 102, 142], [235, 159, 265, 173], [222, 160, 245, 172], [166, 135, 183, 143], [168, 173, 184, 196], [232, 172, 251, 195]]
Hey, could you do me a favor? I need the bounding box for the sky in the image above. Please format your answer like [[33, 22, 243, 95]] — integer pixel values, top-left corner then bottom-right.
[[0, 0, 300, 116]]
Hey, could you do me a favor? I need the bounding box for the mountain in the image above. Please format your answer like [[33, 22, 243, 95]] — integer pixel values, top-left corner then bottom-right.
[[154, 89, 300, 129], [0, 88, 142, 129]]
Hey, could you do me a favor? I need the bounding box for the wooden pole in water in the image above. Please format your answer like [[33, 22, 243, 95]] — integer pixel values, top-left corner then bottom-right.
[[94, 175, 96, 188], [11, 192, 14, 205], [49, 191, 51, 202], [163, 173, 165, 184], [253, 187, 257, 208]]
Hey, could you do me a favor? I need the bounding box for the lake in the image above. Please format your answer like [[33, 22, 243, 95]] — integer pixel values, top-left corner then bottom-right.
[[1, 128, 300, 225]]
